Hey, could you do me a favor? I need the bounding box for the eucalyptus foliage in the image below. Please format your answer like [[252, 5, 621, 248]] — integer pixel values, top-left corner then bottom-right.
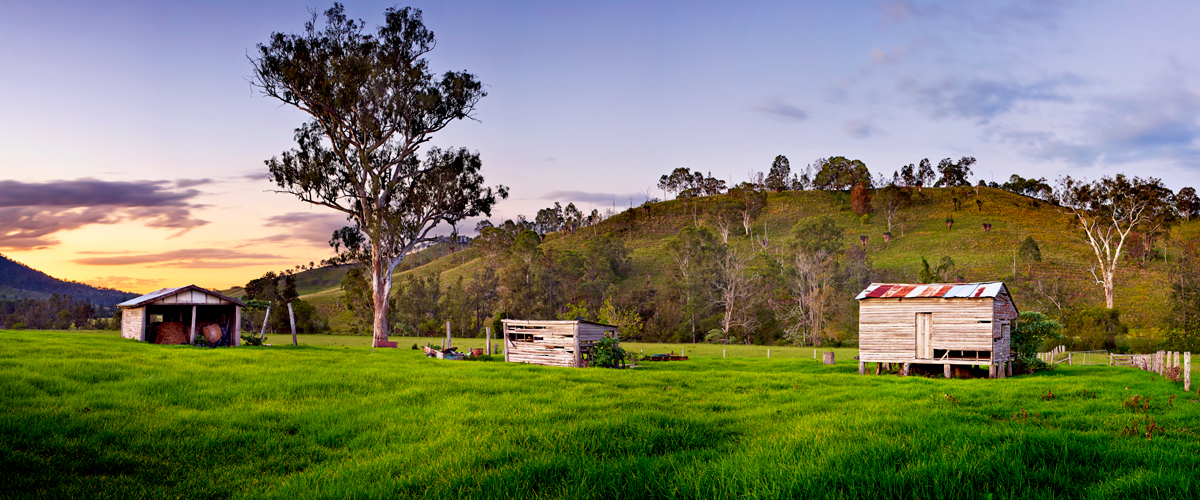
[[251, 4, 506, 344]]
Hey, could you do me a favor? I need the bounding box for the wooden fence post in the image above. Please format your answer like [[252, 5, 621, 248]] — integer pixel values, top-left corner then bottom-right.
[[1068, 352, 1072, 365], [485, 326, 491, 356], [823, 352, 835, 365], [767, 349, 770, 359], [287, 303, 296, 346], [723, 349, 726, 358], [259, 305, 271, 340], [1184, 352, 1191, 392], [445, 321, 452, 350]]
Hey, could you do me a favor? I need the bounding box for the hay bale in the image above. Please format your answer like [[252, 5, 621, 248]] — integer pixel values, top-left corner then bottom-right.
[[202, 324, 223, 345], [155, 322, 188, 345]]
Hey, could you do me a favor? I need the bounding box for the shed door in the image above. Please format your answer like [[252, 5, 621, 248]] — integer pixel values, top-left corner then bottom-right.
[[915, 313, 933, 359]]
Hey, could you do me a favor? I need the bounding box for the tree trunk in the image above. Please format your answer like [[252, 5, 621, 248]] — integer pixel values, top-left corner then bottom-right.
[[371, 247, 392, 347], [1104, 269, 1115, 309]]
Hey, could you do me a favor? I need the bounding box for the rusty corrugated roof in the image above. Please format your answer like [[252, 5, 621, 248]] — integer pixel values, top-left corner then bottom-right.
[[854, 282, 1009, 300]]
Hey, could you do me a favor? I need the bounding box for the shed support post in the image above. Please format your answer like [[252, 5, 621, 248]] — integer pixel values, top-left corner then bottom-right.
[[234, 306, 241, 346], [503, 323, 509, 362], [288, 302, 296, 346], [875, 362, 882, 375], [989, 364, 996, 379], [486, 327, 491, 357], [944, 364, 951, 379], [573, 322, 581, 368], [859, 361, 865, 375], [901, 362, 910, 376], [189, 305, 197, 345], [1006, 360, 1012, 377]]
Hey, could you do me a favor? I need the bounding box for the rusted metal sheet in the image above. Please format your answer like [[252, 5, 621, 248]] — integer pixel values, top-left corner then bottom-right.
[[855, 282, 1007, 300]]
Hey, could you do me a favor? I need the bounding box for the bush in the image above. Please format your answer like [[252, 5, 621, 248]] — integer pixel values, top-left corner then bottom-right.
[[704, 328, 726, 344], [1012, 311, 1062, 371], [588, 336, 626, 368], [1064, 307, 1126, 350], [241, 335, 266, 347]]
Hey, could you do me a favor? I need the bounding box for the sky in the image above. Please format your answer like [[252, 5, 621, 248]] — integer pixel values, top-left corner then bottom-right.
[[2, 0, 1200, 293]]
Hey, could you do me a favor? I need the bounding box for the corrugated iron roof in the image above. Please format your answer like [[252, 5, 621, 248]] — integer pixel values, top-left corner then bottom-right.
[[855, 282, 1009, 300], [117, 284, 248, 308]]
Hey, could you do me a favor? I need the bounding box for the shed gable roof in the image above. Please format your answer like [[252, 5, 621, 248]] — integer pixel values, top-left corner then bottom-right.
[[117, 284, 248, 308], [855, 282, 1009, 300]]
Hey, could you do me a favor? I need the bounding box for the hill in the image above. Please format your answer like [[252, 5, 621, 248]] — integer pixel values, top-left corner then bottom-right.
[[296, 186, 1198, 343], [0, 254, 136, 306]]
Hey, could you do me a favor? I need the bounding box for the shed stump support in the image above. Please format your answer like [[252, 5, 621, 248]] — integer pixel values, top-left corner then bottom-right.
[[875, 362, 882, 375], [901, 362, 910, 376], [1007, 360, 1013, 377], [989, 364, 996, 379], [944, 364, 951, 379], [823, 352, 835, 365], [859, 361, 865, 375], [189, 305, 197, 345]]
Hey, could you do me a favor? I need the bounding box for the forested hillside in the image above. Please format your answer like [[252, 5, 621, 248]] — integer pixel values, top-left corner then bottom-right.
[[298, 181, 1200, 352], [0, 254, 135, 306]]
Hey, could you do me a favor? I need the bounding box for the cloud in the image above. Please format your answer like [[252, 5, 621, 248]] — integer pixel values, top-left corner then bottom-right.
[[756, 99, 809, 122], [843, 120, 884, 139], [174, 179, 214, 188], [879, 0, 1079, 35], [1000, 83, 1200, 166], [83, 276, 165, 290], [0, 178, 209, 250], [542, 190, 645, 204], [233, 212, 349, 249], [907, 75, 1081, 122], [74, 248, 287, 268]]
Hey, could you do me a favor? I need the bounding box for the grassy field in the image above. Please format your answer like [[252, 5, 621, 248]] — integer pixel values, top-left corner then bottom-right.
[[3, 330, 1200, 499]]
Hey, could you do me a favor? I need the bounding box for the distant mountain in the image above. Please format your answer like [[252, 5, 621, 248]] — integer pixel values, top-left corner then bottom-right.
[[0, 254, 137, 307]]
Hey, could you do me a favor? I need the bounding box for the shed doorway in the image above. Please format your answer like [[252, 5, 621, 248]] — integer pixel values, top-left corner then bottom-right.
[[916, 313, 933, 359]]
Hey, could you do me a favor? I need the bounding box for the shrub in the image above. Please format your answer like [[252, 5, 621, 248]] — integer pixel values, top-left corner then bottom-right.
[[589, 336, 626, 368], [1012, 311, 1062, 371], [241, 335, 266, 347]]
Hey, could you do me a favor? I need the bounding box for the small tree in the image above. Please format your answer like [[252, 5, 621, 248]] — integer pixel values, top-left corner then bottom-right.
[[1011, 311, 1062, 371], [765, 155, 791, 192], [916, 158, 935, 192], [850, 182, 872, 216], [934, 157, 976, 187], [875, 184, 911, 233]]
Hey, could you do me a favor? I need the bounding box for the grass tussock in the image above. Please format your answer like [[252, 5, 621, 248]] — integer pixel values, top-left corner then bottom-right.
[[2, 330, 1199, 499]]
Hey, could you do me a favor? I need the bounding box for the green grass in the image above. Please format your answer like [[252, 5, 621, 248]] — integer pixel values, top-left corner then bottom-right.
[[3, 330, 1200, 499]]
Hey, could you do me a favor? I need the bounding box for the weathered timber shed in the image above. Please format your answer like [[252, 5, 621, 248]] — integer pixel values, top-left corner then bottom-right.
[[118, 285, 246, 346], [855, 282, 1019, 378], [501, 319, 619, 368]]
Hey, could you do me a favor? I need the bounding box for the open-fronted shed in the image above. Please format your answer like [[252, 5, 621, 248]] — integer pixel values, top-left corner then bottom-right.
[[855, 282, 1018, 378], [501, 319, 618, 368], [118, 285, 246, 346]]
